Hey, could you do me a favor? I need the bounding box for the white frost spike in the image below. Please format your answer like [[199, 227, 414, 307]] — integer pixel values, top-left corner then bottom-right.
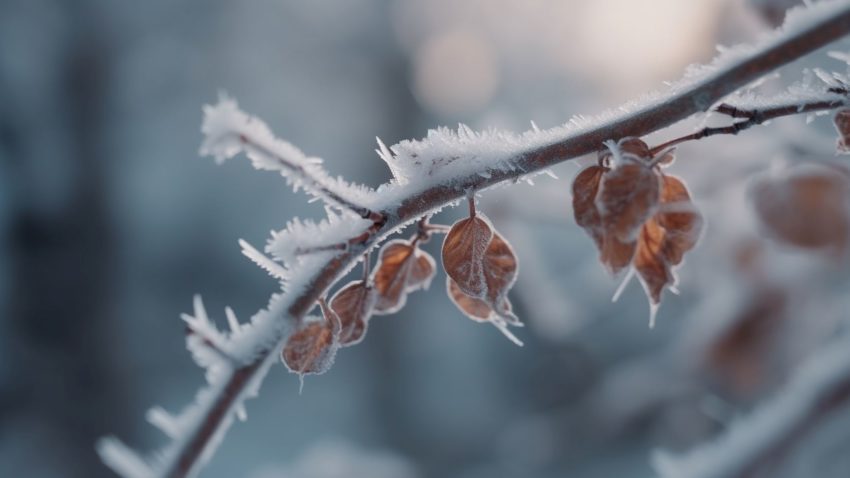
[[181, 295, 228, 351], [182, 295, 236, 382], [147, 406, 180, 439], [235, 404, 248, 422], [491, 318, 524, 347], [375, 137, 403, 182], [192, 294, 208, 323], [828, 50, 850, 65], [813, 67, 841, 87], [96, 437, 155, 478], [612, 268, 636, 303], [648, 302, 660, 329], [239, 239, 289, 282], [225, 307, 241, 334]]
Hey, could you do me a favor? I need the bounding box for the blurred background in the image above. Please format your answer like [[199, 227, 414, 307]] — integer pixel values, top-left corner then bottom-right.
[[3, 0, 850, 477]]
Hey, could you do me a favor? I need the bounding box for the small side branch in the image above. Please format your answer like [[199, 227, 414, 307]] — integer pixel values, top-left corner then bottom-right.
[[239, 135, 384, 222], [650, 97, 848, 154], [200, 97, 384, 223]]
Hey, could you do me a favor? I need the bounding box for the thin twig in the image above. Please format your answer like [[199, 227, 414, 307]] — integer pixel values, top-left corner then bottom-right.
[[649, 97, 848, 155]]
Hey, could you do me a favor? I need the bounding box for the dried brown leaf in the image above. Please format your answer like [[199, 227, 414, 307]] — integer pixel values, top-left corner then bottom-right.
[[373, 241, 414, 312], [751, 164, 850, 251], [617, 137, 651, 160], [634, 219, 673, 305], [409, 251, 436, 288], [441, 215, 494, 297], [446, 278, 522, 345], [372, 240, 436, 314], [447, 278, 497, 322], [655, 148, 677, 167], [601, 234, 637, 275], [482, 231, 519, 312], [599, 160, 661, 242], [656, 174, 703, 265], [572, 165, 607, 250], [329, 280, 375, 346], [282, 319, 338, 376]]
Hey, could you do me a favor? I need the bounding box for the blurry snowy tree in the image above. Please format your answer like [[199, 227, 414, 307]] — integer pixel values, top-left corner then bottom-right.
[[90, 2, 850, 477]]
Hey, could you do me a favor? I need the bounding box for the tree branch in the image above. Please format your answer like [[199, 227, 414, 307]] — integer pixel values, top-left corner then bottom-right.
[[99, 3, 850, 477]]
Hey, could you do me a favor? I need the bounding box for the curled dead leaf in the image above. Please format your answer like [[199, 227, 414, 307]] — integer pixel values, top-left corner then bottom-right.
[[632, 174, 701, 307], [442, 216, 494, 297], [617, 137, 651, 160], [447, 278, 500, 322], [482, 231, 519, 314], [442, 209, 523, 344], [282, 317, 339, 376], [446, 278, 522, 345], [654, 147, 676, 167], [751, 164, 850, 251], [656, 174, 703, 265], [601, 234, 637, 276], [372, 240, 436, 314], [598, 160, 661, 242], [572, 165, 607, 250], [409, 251, 436, 288], [329, 280, 376, 346], [442, 214, 519, 321], [572, 146, 701, 322], [634, 218, 673, 305]]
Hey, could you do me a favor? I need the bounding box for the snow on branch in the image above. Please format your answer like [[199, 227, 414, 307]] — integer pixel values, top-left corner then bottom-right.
[[99, 2, 850, 477], [652, 332, 850, 478]]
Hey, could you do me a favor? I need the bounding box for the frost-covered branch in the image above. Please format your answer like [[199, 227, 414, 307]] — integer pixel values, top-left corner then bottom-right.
[[98, 2, 850, 477], [653, 332, 850, 478]]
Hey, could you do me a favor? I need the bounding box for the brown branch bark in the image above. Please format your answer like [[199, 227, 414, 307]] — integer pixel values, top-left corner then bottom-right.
[[145, 7, 850, 477]]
